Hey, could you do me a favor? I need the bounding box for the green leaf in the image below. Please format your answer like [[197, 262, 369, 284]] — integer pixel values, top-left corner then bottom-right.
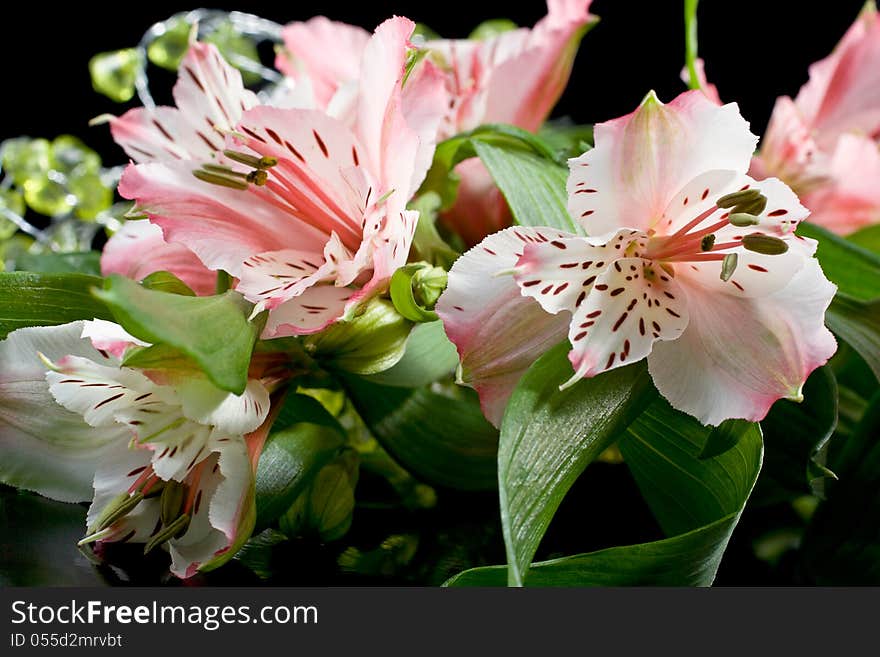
[[420, 124, 563, 211], [304, 298, 411, 376], [343, 375, 499, 491], [699, 419, 752, 460], [280, 449, 359, 541], [140, 271, 196, 296], [445, 515, 746, 586], [13, 252, 101, 276], [362, 320, 458, 388], [93, 274, 259, 394], [537, 119, 594, 160], [499, 343, 657, 586], [270, 391, 344, 435], [254, 394, 346, 528], [474, 140, 578, 234], [849, 224, 880, 255], [798, 222, 880, 302], [800, 392, 880, 583], [825, 295, 880, 381], [620, 400, 762, 536], [448, 401, 763, 587], [0, 271, 112, 339], [758, 366, 839, 500]]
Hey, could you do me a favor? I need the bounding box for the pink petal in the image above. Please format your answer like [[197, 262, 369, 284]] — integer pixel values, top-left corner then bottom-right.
[[80, 318, 150, 359], [568, 91, 758, 236], [751, 96, 829, 190], [679, 58, 722, 106], [481, 0, 596, 132], [118, 161, 327, 277], [277, 16, 370, 109], [172, 42, 258, 136], [100, 219, 217, 296], [436, 227, 573, 426], [440, 158, 512, 248], [262, 284, 355, 338], [795, 4, 880, 147], [648, 258, 837, 426], [429, 0, 595, 134], [109, 42, 256, 163], [356, 17, 447, 199], [801, 133, 880, 234]]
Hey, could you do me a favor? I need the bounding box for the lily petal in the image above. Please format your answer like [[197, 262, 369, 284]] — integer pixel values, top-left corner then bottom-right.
[[566, 257, 689, 380], [100, 220, 217, 296], [568, 91, 758, 236], [0, 323, 128, 503], [277, 17, 370, 109], [648, 258, 838, 425], [436, 226, 572, 426]]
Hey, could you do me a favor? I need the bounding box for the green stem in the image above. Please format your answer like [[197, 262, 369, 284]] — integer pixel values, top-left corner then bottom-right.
[[684, 0, 701, 90]]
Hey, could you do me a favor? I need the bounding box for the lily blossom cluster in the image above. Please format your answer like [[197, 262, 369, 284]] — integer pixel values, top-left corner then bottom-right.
[[277, 1, 597, 246], [437, 91, 838, 426], [0, 320, 279, 577], [112, 18, 449, 338], [752, 2, 880, 234]]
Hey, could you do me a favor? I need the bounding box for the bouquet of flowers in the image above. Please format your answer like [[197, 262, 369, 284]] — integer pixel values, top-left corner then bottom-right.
[[1, 0, 878, 586]]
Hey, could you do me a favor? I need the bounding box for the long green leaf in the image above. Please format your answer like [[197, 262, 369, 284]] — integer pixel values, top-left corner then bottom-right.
[[93, 274, 259, 394], [445, 514, 742, 586], [474, 140, 578, 234], [758, 366, 839, 500], [619, 400, 762, 536], [13, 251, 102, 276], [800, 392, 880, 583], [825, 295, 880, 381], [499, 343, 657, 586], [450, 398, 762, 587], [0, 271, 112, 339], [798, 222, 880, 302], [343, 375, 499, 491]]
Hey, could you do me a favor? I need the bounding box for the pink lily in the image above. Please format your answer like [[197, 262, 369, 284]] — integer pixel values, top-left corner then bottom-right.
[[437, 91, 838, 427], [0, 320, 273, 578], [429, 0, 597, 246], [102, 41, 257, 290], [274, 3, 596, 247], [119, 17, 448, 338], [752, 2, 880, 233]]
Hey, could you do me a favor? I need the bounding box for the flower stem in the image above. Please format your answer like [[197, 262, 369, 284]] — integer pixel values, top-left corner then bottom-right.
[[684, 0, 701, 90]]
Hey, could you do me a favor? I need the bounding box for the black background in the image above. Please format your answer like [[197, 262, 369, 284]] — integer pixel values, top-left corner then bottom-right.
[[0, 0, 867, 162]]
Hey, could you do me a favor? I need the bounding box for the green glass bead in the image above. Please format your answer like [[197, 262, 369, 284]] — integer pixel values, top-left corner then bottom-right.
[[1, 138, 51, 186], [89, 48, 140, 103], [68, 170, 113, 220], [0, 190, 26, 239], [147, 17, 191, 71], [23, 175, 75, 217], [50, 135, 101, 175]]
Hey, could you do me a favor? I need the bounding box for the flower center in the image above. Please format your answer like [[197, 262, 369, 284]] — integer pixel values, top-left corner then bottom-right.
[[642, 187, 787, 280]]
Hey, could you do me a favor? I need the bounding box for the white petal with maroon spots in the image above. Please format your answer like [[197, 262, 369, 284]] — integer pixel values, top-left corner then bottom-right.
[[262, 283, 355, 337], [566, 257, 689, 382], [435, 226, 574, 426], [514, 228, 647, 314], [45, 355, 159, 428], [175, 378, 269, 437]]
